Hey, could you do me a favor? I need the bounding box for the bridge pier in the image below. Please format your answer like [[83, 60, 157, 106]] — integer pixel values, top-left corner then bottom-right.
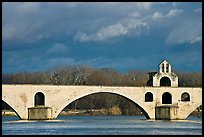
[[155, 105, 179, 120], [28, 106, 53, 120]]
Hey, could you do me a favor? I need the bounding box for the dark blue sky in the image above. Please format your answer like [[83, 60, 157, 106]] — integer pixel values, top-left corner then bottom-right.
[[2, 2, 202, 73]]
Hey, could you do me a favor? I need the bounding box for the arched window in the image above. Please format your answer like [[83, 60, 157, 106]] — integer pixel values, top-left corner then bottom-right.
[[181, 92, 190, 101], [145, 92, 153, 102], [162, 92, 172, 104], [160, 77, 171, 86], [35, 92, 45, 106]]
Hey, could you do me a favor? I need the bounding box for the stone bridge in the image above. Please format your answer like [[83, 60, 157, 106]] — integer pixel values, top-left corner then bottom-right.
[[2, 84, 202, 120]]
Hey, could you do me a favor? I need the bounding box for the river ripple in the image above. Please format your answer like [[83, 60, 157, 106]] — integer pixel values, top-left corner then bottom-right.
[[2, 115, 202, 135]]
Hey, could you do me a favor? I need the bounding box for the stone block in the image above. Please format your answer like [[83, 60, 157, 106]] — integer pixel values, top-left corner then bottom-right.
[[155, 105, 179, 120], [28, 106, 52, 120]]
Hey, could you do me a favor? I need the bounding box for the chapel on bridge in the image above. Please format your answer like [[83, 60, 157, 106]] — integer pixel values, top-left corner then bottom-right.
[[147, 59, 178, 87]]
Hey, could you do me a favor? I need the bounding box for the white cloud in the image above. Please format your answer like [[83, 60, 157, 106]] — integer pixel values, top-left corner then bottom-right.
[[2, 2, 155, 44], [16, 2, 41, 14], [152, 12, 163, 19], [76, 20, 149, 42], [2, 2, 200, 46], [97, 23, 128, 40], [172, 2, 177, 7], [166, 22, 202, 45], [76, 23, 128, 42], [129, 12, 141, 18], [166, 9, 183, 17], [136, 2, 153, 10], [152, 9, 183, 21], [75, 32, 89, 42], [190, 36, 202, 44], [126, 19, 148, 30]]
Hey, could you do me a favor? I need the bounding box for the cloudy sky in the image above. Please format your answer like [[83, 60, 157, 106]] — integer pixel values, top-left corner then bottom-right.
[[2, 2, 202, 73]]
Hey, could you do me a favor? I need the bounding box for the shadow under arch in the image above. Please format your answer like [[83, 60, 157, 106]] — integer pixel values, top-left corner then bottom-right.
[[185, 104, 202, 119], [56, 92, 151, 119], [2, 100, 21, 120]]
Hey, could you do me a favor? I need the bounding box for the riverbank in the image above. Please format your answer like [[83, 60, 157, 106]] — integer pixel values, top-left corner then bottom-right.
[[59, 107, 124, 116], [2, 107, 133, 117], [2, 110, 17, 116]]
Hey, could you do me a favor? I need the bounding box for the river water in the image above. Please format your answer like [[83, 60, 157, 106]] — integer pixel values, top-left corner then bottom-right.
[[2, 115, 202, 135]]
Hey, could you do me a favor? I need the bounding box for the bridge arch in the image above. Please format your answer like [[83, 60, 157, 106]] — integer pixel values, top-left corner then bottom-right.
[[55, 91, 151, 119], [2, 100, 21, 119]]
